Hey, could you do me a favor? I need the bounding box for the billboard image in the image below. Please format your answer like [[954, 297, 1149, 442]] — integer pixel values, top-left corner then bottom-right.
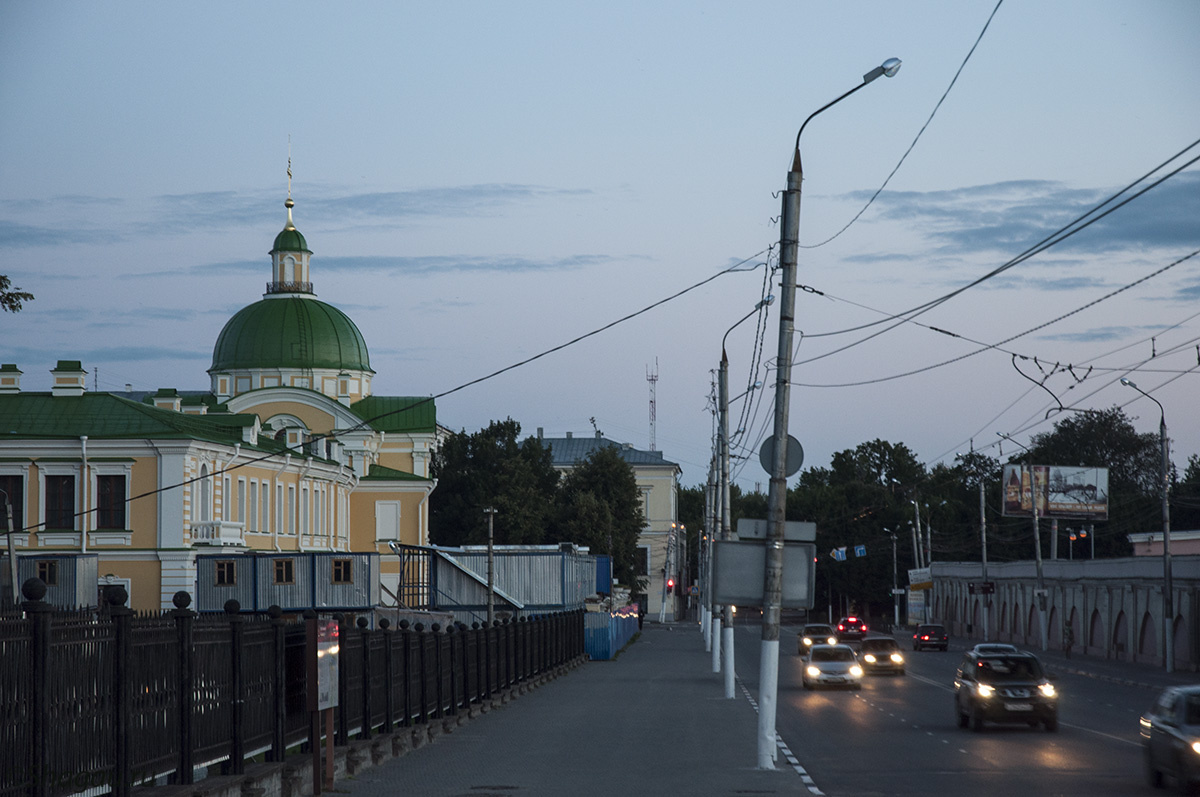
[[1001, 464, 1109, 520]]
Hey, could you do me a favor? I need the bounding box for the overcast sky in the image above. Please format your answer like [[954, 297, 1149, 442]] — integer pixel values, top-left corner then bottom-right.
[[3, 1, 1198, 496]]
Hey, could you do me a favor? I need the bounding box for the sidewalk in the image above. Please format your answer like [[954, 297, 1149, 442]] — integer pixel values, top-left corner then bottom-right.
[[338, 623, 809, 796]]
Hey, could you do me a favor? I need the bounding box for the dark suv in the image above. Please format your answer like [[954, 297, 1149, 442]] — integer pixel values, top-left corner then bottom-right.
[[954, 650, 1058, 732], [835, 616, 869, 642], [912, 623, 948, 651]]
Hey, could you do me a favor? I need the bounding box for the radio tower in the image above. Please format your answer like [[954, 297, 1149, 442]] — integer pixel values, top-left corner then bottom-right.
[[646, 359, 658, 451]]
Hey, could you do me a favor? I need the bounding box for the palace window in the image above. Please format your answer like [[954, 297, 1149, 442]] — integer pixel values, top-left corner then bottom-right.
[[44, 475, 75, 530], [96, 474, 126, 530], [0, 474, 24, 531]]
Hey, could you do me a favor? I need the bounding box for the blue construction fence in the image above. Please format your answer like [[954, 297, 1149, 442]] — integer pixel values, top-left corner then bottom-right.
[[583, 604, 640, 661]]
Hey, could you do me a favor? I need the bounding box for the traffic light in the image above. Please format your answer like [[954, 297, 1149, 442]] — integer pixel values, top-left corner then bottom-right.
[[666, 576, 676, 593]]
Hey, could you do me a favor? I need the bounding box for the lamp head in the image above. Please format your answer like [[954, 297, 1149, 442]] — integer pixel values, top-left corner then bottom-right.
[[1120, 377, 1137, 388], [863, 57, 903, 84]]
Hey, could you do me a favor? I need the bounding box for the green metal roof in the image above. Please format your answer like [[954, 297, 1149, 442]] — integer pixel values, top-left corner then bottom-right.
[[0, 392, 264, 446], [362, 463, 432, 482], [211, 297, 372, 373], [350, 396, 436, 433], [272, 227, 310, 253]]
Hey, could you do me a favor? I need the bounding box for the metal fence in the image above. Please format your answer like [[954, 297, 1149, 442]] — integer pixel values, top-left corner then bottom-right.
[[2, 578, 585, 797]]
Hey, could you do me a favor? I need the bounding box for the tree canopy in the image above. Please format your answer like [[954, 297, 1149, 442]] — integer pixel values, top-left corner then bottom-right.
[[0, 276, 34, 313]]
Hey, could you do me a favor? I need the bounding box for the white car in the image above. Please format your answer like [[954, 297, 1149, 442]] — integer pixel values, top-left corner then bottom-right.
[[803, 644, 863, 690]]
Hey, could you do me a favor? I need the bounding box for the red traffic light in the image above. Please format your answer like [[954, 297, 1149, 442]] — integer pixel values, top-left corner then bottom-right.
[[666, 577, 675, 589]]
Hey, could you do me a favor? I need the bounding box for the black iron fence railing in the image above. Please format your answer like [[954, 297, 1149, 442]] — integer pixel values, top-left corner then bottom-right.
[[1, 578, 585, 797]]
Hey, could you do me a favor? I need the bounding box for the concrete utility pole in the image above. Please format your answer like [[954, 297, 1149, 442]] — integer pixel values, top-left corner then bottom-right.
[[718, 352, 735, 697], [1122, 378, 1173, 672], [758, 57, 900, 770], [1, 490, 16, 607], [483, 507, 497, 625], [979, 480, 989, 641]]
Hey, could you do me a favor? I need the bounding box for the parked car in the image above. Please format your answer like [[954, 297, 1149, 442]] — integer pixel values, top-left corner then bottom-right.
[[798, 624, 838, 655], [803, 644, 864, 690], [859, 636, 905, 675], [835, 616, 869, 643], [913, 623, 949, 651], [1141, 685, 1200, 791], [954, 649, 1058, 732]]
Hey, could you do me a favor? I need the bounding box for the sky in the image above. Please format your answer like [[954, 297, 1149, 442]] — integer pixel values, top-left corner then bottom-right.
[[2, 1, 1198, 496]]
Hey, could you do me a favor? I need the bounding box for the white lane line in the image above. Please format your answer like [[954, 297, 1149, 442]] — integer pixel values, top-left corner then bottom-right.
[[1060, 721, 1140, 747], [737, 678, 825, 796]]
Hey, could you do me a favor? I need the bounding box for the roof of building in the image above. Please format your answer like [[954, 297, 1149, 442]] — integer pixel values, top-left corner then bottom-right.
[[0, 392, 279, 449], [272, 226, 310, 254], [362, 463, 432, 482], [538, 432, 680, 471], [350, 396, 436, 434], [210, 295, 373, 374]]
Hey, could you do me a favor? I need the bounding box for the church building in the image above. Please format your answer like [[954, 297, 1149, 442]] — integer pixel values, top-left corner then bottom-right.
[[0, 188, 437, 612]]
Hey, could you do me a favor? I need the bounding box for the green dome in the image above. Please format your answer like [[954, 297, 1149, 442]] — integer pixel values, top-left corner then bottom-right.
[[272, 227, 309, 253], [211, 297, 372, 373]]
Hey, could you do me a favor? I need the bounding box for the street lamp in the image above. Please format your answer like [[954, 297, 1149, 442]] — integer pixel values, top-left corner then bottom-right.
[[998, 432, 1047, 652], [1121, 377, 1173, 673], [885, 528, 899, 628], [759, 57, 900, 770], [716, 296, 775, 698]]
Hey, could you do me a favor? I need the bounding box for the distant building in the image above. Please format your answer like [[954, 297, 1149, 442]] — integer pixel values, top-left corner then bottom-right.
[[1128, 530, 1200, 557], [537, 429, 683, 620], [0, 190, 437, 611]]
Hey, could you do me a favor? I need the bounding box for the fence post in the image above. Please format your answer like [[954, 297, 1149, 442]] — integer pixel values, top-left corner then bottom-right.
[[335, 614, 348, 745], [445, 624, 457, 715], [431, 623, 444, 718], [380, 619, 393, 734], [268, 605, 286, 762], [415, 622, 428, 725], [22, 579, 51, 797], [171, 591, 196, 783], [459, 622, 471, 706], [357, 616, 371, 740], [105, 585, 133, 797], [224, 599, 245, 775], [399, 620, 411, 728]]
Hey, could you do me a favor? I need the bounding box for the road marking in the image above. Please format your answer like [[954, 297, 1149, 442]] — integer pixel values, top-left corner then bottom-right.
[[737, 678, 825, 795], [1060, 721, 1140, 747]]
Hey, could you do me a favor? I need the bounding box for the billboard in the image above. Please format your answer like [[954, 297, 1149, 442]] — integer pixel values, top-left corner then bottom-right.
[[1001, 464, 1109, 520]]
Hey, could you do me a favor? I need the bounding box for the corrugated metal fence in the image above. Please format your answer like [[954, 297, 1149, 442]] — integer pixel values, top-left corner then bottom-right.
[[583, 604, 640, 661]]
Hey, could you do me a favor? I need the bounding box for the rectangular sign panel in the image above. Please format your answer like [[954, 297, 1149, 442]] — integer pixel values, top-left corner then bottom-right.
[[1001, 464, 1109, 520], [711, 540, 816, 608], [908, 567, 932, 591], [735, 519, 817, 542]]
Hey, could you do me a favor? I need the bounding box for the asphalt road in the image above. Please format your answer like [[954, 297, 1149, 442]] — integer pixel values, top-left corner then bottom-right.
[[732, 624, 1165, 797]]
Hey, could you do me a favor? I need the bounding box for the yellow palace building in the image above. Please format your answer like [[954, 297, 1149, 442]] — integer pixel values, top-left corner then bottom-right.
[[0, 191, 437, 612]]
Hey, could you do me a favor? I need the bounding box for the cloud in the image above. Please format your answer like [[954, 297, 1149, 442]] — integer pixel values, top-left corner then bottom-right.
[[0, 219, 123, 247], [316, 253, 617, 275], [1037, 325, 1147, 343], [854, 171, 1200, 256]]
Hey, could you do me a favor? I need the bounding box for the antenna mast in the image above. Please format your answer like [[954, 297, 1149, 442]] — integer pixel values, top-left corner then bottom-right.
[[646, 358, 658, 451]]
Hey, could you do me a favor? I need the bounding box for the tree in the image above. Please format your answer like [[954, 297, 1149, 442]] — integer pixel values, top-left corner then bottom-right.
[[429, 419, 559, 547], [552, 445, 647, 594], [0, 276, 34, 313]]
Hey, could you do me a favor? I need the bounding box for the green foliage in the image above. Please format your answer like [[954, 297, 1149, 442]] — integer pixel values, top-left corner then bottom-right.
[[0, 275, 34, 313], [429, 419, 559, 547], [553, 445, 647, 593]]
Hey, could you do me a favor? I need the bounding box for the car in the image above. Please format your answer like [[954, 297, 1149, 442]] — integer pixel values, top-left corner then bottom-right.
[[1140, 685, 1200, 791], [798, 624, 838, 655], [835, 616, 869, 643], [913, 623, 949, 651], [803, 644, 864, 690], [954, 650, 1058, 732], [973, 642, 1019, 654], [859, 636, 906, 675]]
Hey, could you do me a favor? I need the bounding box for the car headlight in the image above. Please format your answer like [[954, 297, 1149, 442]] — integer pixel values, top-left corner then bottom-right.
[[826, 637, 837, 645], [802, 637, 813, 646], [1038, 682, 1056, 698], [806, 666, 820, 678], [977, 684, 995, 698], [850, 665, 863, 678], [1140, 717, 1153, 738], [890, 653, 904, 663], [1191, 741, 1200, 756], [863, 654, 877, 663]]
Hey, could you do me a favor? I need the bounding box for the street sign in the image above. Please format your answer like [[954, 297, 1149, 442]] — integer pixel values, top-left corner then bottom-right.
[[759, 434, 804, 477], [711, 539, 816, 608], [735, 518, 816, 542]]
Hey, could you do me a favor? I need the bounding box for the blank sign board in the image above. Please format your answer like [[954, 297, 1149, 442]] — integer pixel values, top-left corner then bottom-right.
[[711, 540, 816, 608]]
